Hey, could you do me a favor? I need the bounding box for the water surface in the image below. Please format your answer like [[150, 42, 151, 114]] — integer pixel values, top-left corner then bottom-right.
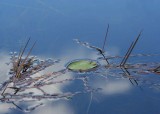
[[0, 0, 160, 114]]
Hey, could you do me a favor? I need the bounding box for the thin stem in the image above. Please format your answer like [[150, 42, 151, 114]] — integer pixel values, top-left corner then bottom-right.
[[87, 92, 93, 114], [101, 53, 109, 64], [102, 24, 109, 51], [121, 31, 142, 66]]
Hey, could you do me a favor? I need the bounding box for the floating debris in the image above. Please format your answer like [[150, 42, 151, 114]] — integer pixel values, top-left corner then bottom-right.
[[75, 30, 160, 88]]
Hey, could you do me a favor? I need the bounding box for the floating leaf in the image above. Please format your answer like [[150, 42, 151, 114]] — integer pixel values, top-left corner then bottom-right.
[[67, 59, 99, 72]]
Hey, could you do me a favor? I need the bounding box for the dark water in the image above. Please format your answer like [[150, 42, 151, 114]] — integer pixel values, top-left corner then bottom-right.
[[0, 0, 160, 114]]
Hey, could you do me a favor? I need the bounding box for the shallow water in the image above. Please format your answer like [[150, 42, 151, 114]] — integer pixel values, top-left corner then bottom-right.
[[0, 0, 160, 114]]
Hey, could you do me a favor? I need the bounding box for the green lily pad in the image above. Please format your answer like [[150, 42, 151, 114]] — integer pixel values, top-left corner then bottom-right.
[[67, 59, 99, 72]]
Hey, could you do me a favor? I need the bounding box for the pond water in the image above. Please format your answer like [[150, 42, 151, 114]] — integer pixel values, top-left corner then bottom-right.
[[0, 0, 160, 114]]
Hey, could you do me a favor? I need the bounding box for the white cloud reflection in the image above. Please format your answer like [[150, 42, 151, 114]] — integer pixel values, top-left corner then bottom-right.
[[31, 102, 74, 114], [0, 51, 75, 114], [0, 103, 12, 114], [0, 52, 11, 83], [92, 78, 132, 95], [0, 47, 95, 113], [0, 47, 132, 114]]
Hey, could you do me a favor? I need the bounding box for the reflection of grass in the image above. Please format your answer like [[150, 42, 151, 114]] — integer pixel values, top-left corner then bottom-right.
[[67, 60, 98, 72]]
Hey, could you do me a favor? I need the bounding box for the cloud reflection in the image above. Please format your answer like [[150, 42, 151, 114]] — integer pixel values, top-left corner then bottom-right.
[[0, 52, 11, 83], [0, 47, 130, 114], [0, 103, 13, 114], [0, 51, 75, 114], [93, 79, 132, 95], [31, 102, 74, 114]]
